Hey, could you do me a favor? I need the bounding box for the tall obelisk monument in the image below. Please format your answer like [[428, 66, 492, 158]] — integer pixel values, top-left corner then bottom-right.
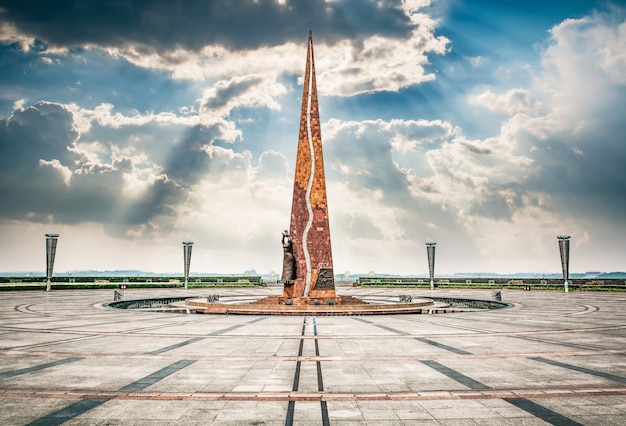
[[283, 31, 336, 302]]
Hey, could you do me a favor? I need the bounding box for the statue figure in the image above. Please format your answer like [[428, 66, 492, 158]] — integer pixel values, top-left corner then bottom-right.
[[281, 230, 295, 283]]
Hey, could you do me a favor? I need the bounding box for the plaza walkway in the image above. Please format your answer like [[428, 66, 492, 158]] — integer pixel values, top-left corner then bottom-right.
[[0, 285, 624, 425]]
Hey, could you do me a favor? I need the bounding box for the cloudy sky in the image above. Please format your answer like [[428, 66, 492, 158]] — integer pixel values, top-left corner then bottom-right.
[[1, 0, 625, 276]]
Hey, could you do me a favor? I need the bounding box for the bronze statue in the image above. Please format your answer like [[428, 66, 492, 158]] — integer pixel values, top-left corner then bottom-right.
[[281, 230, 295, 283]]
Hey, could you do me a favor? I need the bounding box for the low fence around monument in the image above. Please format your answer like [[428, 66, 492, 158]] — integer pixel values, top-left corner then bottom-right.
[[2, 275, 624, 292], [0, 275, 263, 291], [357, 277, 626, 291]]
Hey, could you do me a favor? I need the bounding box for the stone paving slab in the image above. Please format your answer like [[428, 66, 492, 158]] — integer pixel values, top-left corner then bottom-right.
[[0, 287, 625, 424]]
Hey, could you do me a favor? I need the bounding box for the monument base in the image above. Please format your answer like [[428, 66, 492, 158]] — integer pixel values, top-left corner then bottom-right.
[[184, 295, 440, 315], [282, 278, 337, 300], [279, 296, 343, 306]]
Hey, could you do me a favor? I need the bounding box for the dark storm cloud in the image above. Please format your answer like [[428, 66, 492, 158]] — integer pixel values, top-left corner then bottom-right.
[[0, 102, 120, 223], [525, 122, 626, 224], [324, 120, 482, 268], [163, 124, 234, 185], [324, 120, 468, 237], [0, 102, 78, 163], [203, 77, 263, 110], [326, 122, 411, 201], [460, 140, 491, 154], [467, 187, 521, 221], [459, 86, 626, 227], [0, 0, 413, 51], [0, 103, 78, 220], [0, 102, 186, 229], [123, 174, 183, 225]]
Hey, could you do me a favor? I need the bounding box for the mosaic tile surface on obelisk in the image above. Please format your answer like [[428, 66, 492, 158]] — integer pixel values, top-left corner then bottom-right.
[[283, 31, 335, 302]]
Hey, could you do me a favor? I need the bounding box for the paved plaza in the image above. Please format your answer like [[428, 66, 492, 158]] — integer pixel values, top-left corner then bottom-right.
[[0, 285, 625, 425]]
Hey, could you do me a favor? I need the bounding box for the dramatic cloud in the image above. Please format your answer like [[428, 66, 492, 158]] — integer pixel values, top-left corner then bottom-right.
[[0, 102, 186, 232], [470, 89, 541, 115], [324, 9, 626, 273], [0, 1, 624, 274], [0, 0, 448, 100], [0, 0, 414, 51]]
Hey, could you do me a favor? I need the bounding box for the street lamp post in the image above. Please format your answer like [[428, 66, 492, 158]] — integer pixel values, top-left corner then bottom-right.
[[182, 241, 194, 290], [557, 235, 571, 293], [426, 242, 437, 290], [45, 234, 59, 292]]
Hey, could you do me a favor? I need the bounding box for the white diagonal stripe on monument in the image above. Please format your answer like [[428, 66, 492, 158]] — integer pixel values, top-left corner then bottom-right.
[[302, 37, 315, 297]]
